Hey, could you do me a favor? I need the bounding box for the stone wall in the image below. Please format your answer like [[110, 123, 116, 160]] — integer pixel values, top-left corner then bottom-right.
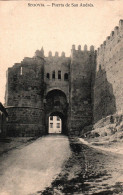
[[0, 103, 8, 137], [5, 55, 44, 108], [44, 52, 70, 102], [0, 112, 7, 137], [44, 52, 70, 135], [93, 20, 123, 123], [5, 50, 45, 136], [6, 107, 45, 136], [0, 112, 3, 135], [69, 45, 96, 136]]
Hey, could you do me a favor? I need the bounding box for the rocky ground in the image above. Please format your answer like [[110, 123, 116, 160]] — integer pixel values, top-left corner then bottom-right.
[[79, 137, 123, 155], [80, 113, 123, 154], [40, 138, 123, 195]]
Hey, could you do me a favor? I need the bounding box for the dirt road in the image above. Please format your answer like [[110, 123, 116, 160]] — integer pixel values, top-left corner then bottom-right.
[[0, 135, 71, 195], [0, 136, 123, 195]]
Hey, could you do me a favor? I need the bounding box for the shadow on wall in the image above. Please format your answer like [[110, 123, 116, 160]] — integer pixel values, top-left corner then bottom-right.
[[0, 103, 8, 137], [94, 67, 116, 123]]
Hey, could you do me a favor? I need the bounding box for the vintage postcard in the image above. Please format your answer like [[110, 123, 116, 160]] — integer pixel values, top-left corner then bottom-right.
[[0, 0, 123, 195]]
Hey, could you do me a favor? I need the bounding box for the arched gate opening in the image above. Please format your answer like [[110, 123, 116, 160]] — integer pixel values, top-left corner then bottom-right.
[[45, 89, 68, 135]]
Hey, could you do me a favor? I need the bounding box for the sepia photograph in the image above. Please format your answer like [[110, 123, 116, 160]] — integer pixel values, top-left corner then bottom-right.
[[0, 0, 123, 194]]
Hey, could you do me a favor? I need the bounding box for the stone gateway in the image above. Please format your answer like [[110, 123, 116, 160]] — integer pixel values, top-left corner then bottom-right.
[[4, 20, 123, 137]]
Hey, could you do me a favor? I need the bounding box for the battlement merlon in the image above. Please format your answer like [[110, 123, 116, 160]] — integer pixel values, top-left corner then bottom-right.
[[97, 19, 123, 55], [46, 51, 66, 58], [119, 19, 123, 29], [48, 51, 52, 57], [71, 44, 95, 53], [84, 44, 87, 51]]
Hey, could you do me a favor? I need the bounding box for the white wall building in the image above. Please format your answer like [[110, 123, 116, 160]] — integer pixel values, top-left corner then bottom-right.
[[49, 116, 62, 133]]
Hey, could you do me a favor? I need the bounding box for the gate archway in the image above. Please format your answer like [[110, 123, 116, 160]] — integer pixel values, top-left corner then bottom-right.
[[45, 89, 68, 135]]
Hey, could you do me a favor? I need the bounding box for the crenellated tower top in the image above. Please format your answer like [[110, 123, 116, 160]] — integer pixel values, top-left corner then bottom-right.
[[71, 44, 95, 53], [97, 19, 123, 55]]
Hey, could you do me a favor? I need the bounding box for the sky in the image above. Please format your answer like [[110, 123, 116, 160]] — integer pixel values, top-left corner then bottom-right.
[[0, 0, 123, 104]]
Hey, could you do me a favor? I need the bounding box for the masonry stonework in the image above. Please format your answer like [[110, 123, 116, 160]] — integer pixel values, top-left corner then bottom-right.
[[93, 20, 123, 123], [69, 45, 96, 136], [5, 20, 123, 137], [5, 50, 45, 136]]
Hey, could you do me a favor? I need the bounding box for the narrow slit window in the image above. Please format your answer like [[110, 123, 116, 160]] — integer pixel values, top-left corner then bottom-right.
[[52, 71, 55, 79], [99, 64, 101, 70], [20, 67, 23, 75], [47, 73, 50, 79], [64, 73, 68, 80], [58, 71, 61, 79]]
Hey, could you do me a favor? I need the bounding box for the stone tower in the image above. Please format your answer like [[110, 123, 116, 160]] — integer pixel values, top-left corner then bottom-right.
[[5, 49, 45, 136], [69, 45, 96, 136]]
